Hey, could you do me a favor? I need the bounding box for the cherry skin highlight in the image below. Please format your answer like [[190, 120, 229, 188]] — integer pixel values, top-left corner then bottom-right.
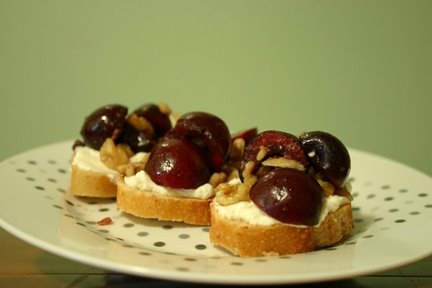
[[144, 137, 211, 189]]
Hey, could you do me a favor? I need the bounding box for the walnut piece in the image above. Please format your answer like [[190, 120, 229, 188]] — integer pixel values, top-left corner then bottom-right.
[[158, 102, 172, 115], [229, 138, 245, 163], [215, 161, 257, 206], [127, 113, 154, 138], [209, 172, 227, 188], [215, 182, 251, 206], [317, 179, 335, 197], [261, 157, 305, 171], [256, 146, 268, 161], [116, 162, 146, 177], [100, 138, 133, 170]]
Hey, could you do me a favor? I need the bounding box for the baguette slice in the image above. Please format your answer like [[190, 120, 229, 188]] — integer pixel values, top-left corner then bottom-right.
[[70, 163, 117, 198], [209, 202, 353, 257], [117, 180, 212, 225], [69, 146, 119, 198]]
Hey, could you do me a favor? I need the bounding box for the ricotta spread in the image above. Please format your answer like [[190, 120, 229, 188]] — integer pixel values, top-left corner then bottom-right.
[[124, 170, 215, 200], [213, 194, 350, 228], [72, 146, 148, 183]]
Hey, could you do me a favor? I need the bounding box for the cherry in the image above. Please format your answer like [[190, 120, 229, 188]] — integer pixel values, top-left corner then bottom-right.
[[144, 137, 211, 189], [239, 130, 308, 180], [118, 104, 172, 153], [119, 122, 156, 152], [299, 131, 351, 188], [249, 168, 323, 226], [80, 104, 128, 150], [169, 112, 231, 171], [132, 104, 172, 137]]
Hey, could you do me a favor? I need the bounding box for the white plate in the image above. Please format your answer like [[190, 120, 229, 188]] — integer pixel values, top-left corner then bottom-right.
[[0, 141, 431, 285]]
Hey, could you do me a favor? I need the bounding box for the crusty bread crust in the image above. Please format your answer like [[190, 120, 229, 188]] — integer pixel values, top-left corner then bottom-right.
[[209, 202, 353, 257], [69, 164, 117, 198], [117, 180, 211, 225]]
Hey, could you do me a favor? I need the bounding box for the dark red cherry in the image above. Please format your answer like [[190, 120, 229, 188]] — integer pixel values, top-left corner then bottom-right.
[[144, 137, 211, 189], [250, 168, 323, 226], [132, 104, 172, 137], [299, 131, 350, 188], [80, 104, 128, 150], [169, 112, 231, 171], [119, 122, 155, 153], [239, 130, 308, 180]]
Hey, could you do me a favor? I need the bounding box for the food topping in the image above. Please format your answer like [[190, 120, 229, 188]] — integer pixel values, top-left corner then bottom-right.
[[99, 138, 134, 169], [77, 103, 173, 154], [144, 137, 212, 189], [299, 131, 351, 188], [249, 168, 323, 226], [239, 130, 308, 181], [144, 112, 231, 189], [216, 129, 352, 226], [168, 112, 231, 171], [80, 104, 128, 150]]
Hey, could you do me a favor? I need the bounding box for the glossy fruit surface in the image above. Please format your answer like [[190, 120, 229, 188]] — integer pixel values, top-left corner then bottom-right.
[[250, 168, 323, 226], [80, 104, 128, 150], [144, 137, 211, 189], [169, 112, 231, 171], [132, 104, 172, 137], [239, 130, 308, 179], [299, 131, 350, 188], [119, 122, 155, 153]]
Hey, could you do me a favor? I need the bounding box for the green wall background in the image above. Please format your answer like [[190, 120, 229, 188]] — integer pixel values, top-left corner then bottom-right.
[[1, 0, 431, 175]]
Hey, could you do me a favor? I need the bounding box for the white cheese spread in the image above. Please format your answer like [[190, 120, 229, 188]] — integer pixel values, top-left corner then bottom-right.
[[124, 170, 214, 200], [213, 194, 350, 228], [72, 146, 148, 183]]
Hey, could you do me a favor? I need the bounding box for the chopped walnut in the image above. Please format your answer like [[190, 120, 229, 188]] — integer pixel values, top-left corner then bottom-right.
[[116, 162, 146, 177], [215, 162, 257, 206], [241, 160, 256, 180], [256, 146, 268, 161], [317, 179, 335, 197], [158, 102, 172, 115], [209, 172, 227, 188], [261, 157, 305, 171], [215, 182, 251, 206], [127, 113, 154, 138], [100, 138, 133, 169], [226, 168, 240, 181], [229, 138, 245, 163]]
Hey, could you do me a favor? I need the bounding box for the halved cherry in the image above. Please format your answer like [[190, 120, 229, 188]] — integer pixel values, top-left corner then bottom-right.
[[144, 137, 211, 189], [239, 130, 308, 180], [250, 168, 323, 226], [169, 112, 231, 171]]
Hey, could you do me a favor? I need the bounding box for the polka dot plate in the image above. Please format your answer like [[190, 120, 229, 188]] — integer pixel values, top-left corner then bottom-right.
[[0, 140, 431, 285]]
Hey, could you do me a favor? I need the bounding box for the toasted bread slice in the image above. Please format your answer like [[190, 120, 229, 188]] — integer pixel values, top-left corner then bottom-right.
[[117, 180, 211, 225], [209, 202, 353, 256], [69, 163, 117, 198], [69, 146, 119, 198]]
